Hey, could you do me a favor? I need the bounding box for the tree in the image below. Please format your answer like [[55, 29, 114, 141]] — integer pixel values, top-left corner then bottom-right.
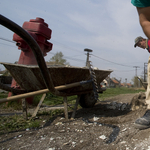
[[132, 76, 143, 87], [49, 52, 70, 65]]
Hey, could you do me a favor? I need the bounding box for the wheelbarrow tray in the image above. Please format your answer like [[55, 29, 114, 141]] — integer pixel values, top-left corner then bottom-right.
[[0, 62, 112, 96]]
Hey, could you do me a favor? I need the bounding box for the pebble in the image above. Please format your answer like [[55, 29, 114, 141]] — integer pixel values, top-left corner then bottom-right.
[[72, 142, 76, 147], [122, 128, 127, 132], [41, 137, 46, 140], [48, 148, 55, 150], [50, 138, 54, 141], [55, 122, 62, 125], [99, 135, 107, 140], [93, 117, 99, 121], [80, 140, 83, 143], [121, 141, 126, 144]]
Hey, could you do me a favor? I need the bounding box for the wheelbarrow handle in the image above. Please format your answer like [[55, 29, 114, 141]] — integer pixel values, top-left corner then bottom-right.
[[0, 80, 92, 104], [0, 15, 58, 95]]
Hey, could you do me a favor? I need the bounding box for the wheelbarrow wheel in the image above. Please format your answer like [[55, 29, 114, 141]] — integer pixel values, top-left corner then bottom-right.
[[79, 92, 97, 108]]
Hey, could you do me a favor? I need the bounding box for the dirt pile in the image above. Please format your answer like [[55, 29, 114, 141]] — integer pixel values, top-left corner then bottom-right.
[[1, 93, 150, 150]]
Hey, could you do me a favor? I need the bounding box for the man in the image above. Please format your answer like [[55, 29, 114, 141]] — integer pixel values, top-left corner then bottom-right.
[[131, 0, 150, 130], [134, 36, 150, 53]]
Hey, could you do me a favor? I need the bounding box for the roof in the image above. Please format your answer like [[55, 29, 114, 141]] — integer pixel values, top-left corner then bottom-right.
[[112, 79, 119, 84], [127, 83, 132, 86]]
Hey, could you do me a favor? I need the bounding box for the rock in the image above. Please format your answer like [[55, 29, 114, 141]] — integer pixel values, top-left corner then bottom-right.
[[48, 148, 55, 150], [18, 135, 22, 138], [107, 101, 130, 111], [99, 135, 107, 140], [122, 128, 127, 132], [130, 93, 147, 111], [121, 141, 126, 144], [93, 116, 99, 121]]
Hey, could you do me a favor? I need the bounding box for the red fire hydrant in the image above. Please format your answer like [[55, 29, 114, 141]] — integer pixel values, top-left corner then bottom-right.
[[8, 17, 53, 104]]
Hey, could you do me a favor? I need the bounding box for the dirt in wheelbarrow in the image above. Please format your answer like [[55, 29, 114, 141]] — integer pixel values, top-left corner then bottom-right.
[[1, 93, 150, 150]]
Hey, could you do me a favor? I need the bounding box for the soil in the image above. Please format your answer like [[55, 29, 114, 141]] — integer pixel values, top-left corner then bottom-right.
[[1, 93, 150, 150]]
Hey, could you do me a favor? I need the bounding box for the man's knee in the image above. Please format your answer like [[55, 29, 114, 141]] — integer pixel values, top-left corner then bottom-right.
[[140, 20, 150, 29]]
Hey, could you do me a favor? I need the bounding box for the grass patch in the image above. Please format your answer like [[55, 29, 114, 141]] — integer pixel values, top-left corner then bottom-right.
[[0, 92, 8, 99], [0, 92, 77, 134], [99, 87, 145, 100], [0, 115, 40, 135], [34, 93, 77, 106]]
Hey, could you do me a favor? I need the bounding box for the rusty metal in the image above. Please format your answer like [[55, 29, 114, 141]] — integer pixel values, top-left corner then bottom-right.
[[0, 14, 59, 95], [0, 62, 112, 95], [0, 82, 26, 94]]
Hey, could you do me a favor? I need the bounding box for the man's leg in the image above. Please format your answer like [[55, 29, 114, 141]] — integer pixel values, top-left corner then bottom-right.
[[137, 6, 150, 39], [134, 57, 150, 129]]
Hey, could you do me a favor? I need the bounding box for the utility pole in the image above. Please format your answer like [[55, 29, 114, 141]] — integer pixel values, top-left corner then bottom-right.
[[125, 78, 127, 87], [84, 48, 93, 67], [144, 63, 148, 82], [133, 66, 140, 87], [119, 78, 122, 87], [109, 74, 111, 88], [133, 66, 140, 76]]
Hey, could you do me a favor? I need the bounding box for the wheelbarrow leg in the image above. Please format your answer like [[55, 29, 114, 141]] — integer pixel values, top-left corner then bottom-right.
[[71, 95, 80, 119], [63, 96, 68, 120], [22, 98, 27, 120], [31, 93, 46, 119]]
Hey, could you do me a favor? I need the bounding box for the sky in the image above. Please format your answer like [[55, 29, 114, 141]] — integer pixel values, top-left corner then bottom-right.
[[0, 0, 149, 84]]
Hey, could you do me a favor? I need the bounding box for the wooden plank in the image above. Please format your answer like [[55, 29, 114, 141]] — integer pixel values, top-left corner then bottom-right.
[[71, 95, 80, 119], [63, 96, 68, 120], [22, 98, 27, 120], [31, 93, 46, 119], [0, 82, 82, 104]]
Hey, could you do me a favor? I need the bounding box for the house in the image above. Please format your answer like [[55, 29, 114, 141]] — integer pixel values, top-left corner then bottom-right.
[[104, 77, 121, 88], [126, 83, 132, 88], [120, 83, 125, 87]]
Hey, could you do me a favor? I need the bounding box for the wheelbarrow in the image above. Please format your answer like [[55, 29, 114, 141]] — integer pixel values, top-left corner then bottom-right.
[[0, 15, 112, 119]]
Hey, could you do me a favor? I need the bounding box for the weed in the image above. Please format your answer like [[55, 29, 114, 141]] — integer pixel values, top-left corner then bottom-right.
[[0, 115, 40, 134]]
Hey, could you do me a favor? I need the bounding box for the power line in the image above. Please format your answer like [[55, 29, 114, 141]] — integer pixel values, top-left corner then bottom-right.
[[0, 37, 146, 72], [48, 52, 85, 62], [52, 40, 84, 54], [113, 69, 136, 72], [0, 37, 15, 43], [92, 54, 134, 68], [0, 42, 16, 47]]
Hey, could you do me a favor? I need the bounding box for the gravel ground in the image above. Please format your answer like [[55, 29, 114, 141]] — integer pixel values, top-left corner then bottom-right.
[[1, 93, 150, 150]]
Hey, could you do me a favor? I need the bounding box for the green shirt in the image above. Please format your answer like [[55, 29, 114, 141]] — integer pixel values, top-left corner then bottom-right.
[[131, 0, 150, 7]]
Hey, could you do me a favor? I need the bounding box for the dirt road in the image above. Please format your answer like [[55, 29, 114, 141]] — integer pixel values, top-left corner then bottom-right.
[[1, 93, 150, 150]]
